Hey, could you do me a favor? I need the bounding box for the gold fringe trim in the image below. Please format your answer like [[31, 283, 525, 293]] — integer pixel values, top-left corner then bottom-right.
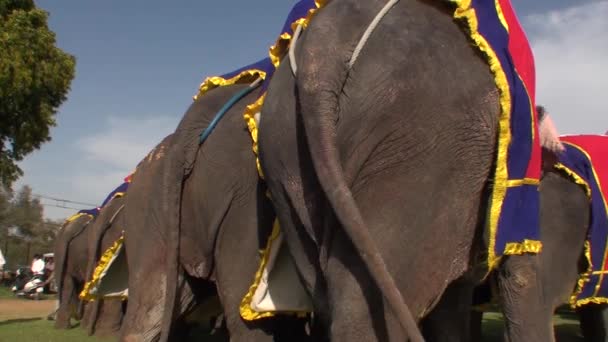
[[450, 0, 514, 270], [79, 233, 126, 302], [268, 0, 327, 67], [553, 163, 592, 198], [66, 212, 94, 223], [243, 94, 266, 179], [494, 0, 509, 31], [239, 220, 309, 320], [244, 1, 327, 179], [194, 69, 267, 101], [506, 178, 540, 187], [570, 241, 595, 307], [503, 239, 542, 255]]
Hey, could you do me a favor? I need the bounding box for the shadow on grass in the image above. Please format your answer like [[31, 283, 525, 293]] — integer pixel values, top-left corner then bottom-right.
[[0, 317, 42, 326]]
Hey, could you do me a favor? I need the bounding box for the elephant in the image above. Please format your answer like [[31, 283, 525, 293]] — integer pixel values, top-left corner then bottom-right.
[[257, 0, 554, 341], [53, 210, 96, 329], [119, 84, 309, 342], [465, 127, 608, 341], [80, 195, 127, 337]]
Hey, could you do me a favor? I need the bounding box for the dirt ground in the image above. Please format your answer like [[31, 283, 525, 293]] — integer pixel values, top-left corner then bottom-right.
[[0, 298, 56, 321]]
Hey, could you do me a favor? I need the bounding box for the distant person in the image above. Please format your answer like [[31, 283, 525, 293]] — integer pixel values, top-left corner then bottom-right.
[[0, 248, 5, 271], [31, 254, 46, 277], [0, 248, 5, 281]]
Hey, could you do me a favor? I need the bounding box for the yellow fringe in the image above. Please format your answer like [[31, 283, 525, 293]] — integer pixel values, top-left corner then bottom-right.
[[268, 0, 328, 67], [450, 0, 514, 270], [243, 94, 267, 179], [79, 233, 126, 302], [194, 69, 267, 101], [239, 219, 309, 320], [494, 0, 509, 31], [570, 241, 595, 308], [503, 239, 542, 255], [506, 178, 540, 187], [553, 163, 592, 198], [65, 212, 94, 223]]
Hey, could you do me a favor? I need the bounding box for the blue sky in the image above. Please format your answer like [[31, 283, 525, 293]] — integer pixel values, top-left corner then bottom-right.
[[15, 0, 608, 219]]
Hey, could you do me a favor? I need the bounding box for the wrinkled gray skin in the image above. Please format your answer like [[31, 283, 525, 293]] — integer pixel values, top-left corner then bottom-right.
[[464, 149, 608, 341], [81, 196, 127, 337], [54, 213, 94, 329], [258, 0, 547, 341], [120, 85, 309, 342]]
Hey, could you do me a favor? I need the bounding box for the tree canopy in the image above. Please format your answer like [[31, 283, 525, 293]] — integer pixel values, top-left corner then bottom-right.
[[0, 0, 76, 187], [0, 184, 62, 268]]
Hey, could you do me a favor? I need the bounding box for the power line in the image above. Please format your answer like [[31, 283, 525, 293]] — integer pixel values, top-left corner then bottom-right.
[[32, 193, 97, 207], [38, 201, 89, 211]]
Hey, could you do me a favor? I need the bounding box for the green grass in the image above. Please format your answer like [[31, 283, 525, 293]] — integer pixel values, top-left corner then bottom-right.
[[0, 319, 114, 342], [0, 286, 13, 299]]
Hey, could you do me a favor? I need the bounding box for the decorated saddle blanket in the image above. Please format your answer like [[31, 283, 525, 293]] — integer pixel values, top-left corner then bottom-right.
[[192, 0, 541, 320], [554, 135, 608, 308], [77, 175, 132, 301], [80, 235, 128, 301], [65, 207, 100, 222]]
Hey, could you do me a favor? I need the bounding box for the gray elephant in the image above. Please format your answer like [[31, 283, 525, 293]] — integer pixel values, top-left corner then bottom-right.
[[80, 194, 127, 337], [466, 129, 608, 341], [118, 85, 309, 342], [257, 0, 555, 341], [54, 209, 97, 329]]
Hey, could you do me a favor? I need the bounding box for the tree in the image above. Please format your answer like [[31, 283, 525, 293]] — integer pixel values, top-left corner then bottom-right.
[[10, 185, 43, 237], [0, 184, 57, 268], [0, 0, 76, 187]]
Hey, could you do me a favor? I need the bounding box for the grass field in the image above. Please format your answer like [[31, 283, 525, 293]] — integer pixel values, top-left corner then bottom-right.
[[0, 288, 585, 342]]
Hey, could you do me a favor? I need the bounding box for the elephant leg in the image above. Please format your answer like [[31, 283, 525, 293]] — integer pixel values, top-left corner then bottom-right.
[[470, 310, 484, 342], [121, 268, 195, 342], [55, 276, 76, 329], [421, 278, 475, 342], [120, 263, 166, 342], [577, 303, 608, 342], [91, 300, 124, 337], [497, 254, 554, 342], [82, 300, 98, 335], [321, 227, 403, 342]]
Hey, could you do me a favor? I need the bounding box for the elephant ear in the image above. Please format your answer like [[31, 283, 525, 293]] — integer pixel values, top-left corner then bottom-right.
[[537, 105, 565, 153]]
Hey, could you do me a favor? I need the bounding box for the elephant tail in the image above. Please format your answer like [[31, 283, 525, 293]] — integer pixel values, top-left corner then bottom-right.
[[159, 134, 180, 342], [294, 46, 423, 342]]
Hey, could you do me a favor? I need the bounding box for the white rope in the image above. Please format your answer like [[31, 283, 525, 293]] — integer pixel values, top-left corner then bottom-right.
[[348, 0, 400, 69], [249, 76, 263, 88], [289, 0, 399, 75], [289, 23, 304, 76]]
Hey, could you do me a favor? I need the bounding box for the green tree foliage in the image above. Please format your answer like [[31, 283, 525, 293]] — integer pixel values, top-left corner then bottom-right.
[[0, 0, 76, 187], [0, 184, 62, 268]]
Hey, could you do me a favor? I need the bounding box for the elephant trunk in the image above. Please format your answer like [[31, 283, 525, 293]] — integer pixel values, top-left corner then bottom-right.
[[295, 23, 424, 342]]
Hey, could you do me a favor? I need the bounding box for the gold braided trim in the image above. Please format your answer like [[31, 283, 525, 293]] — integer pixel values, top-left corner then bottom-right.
[[503, 239, 542, 255], [553, 163, 592, 198], [79, 233, 126, 301], [450, 0, 515, 271], [239, 220, 309, 321], [494, 0, 509, 31], [506, 178, 540, 187]]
